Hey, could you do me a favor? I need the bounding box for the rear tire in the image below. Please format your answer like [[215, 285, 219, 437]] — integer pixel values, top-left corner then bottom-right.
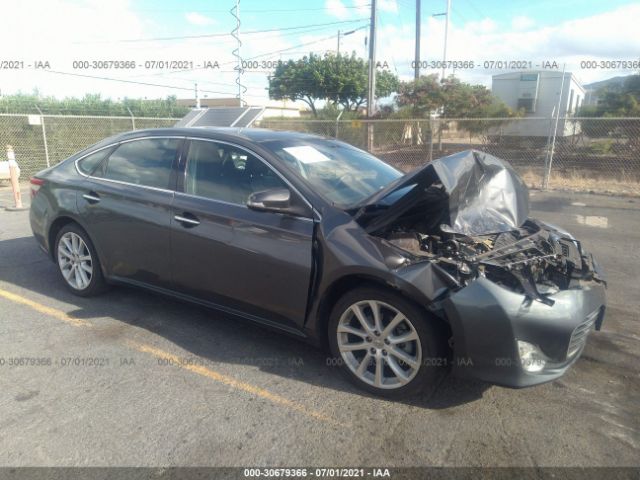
[[328, 286, 445, 398], [55, 223, 107, 297]]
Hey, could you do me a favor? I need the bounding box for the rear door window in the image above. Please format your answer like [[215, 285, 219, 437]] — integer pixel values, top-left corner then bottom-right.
[[102, 138, 181, 189]]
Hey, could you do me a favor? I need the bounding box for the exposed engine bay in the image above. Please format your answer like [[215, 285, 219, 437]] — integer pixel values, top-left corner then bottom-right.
[[383, 219, 603, 306], [350, 150, 605, 306]]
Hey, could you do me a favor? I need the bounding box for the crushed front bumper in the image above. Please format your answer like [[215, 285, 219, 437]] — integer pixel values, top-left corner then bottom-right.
[[443, 276, 606, 387]]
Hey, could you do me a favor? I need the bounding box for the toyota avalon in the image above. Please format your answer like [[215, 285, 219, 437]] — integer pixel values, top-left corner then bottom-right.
[[29, 128, 607, 397]]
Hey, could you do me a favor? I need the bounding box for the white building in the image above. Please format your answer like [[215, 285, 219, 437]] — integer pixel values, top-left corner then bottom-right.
[[491, 71, 585, 137]]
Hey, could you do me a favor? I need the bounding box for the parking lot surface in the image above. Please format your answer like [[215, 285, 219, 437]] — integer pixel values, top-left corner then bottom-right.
[[0, 184, 638, 467]]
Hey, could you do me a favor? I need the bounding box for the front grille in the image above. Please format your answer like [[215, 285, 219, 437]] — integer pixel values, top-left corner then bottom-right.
[[561, 243, 570, 257], [567, 309, 599, 358]]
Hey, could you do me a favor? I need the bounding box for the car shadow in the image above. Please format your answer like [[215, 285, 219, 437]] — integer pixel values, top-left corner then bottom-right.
[[0, 235, 490, 409]]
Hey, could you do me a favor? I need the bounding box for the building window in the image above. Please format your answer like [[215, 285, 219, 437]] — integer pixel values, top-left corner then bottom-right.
[[517, 98, 535, 113], [520, 73, 538, 81]]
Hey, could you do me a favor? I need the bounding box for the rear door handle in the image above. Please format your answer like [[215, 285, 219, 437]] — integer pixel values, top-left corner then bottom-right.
[[82, 192, 100, 203], [174, 214, 200, 227]]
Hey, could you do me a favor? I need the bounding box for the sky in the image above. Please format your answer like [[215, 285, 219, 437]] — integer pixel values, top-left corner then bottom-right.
[[0, 0, 639, 105]]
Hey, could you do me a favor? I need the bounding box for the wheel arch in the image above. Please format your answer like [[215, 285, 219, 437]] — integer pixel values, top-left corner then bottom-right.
[[312, 273, 451, 349], [48, 216, 104, 273], [48, 216, 79, 261]]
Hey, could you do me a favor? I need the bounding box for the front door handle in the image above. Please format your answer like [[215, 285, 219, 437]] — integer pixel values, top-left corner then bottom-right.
[[82, 192, 100, 203], [174, 214, 200, 227]]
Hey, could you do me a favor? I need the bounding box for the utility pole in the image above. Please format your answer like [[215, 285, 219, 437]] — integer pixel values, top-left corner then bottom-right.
[[414, 0, 421, 80], [367, 0, 377, 118], [337, 30, 341, 55], [433, 0, 451, 80], [442, 0, 451, 80], [366, 0, 377, 151]]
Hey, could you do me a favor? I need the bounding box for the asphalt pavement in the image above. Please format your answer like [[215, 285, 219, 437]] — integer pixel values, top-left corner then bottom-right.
[[0, 184, 638, 467]]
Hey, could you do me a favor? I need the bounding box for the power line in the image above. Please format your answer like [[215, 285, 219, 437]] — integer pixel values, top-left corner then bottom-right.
[[131, 5, 370, 13], [40, 70, 238, 96], [234, 26, 369, 64], [125, 21, 368, 65], [42, 27, 373, 100], [27, 67, 392, 104], [36, 69, 359, 101], [134, 27, 368, 79], [77, 19, 369, 44]]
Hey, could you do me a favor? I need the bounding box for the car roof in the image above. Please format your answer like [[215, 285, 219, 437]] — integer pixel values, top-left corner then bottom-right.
[[116, 127, 329, 144]]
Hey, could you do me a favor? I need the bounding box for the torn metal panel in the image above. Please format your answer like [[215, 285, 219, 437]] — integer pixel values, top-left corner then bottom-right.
[[356, 149, 530, 236], [432, 150, 530, 235]]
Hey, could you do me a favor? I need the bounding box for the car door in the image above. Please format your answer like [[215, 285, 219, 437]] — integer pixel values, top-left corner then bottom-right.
[[78, 136, 183, 289], [170, 138, 315, 330]]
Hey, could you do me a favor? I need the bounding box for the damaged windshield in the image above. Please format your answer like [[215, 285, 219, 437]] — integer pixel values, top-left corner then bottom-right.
[[260, 139, 402, 207]]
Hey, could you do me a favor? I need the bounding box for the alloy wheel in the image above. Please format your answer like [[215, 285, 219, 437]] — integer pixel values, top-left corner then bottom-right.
[[57, 232, 93, 290], [337, 300, 422, 389]]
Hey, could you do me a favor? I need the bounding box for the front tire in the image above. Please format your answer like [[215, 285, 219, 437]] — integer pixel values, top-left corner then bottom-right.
[[328, 286, 445, 398], [55, 223, 107, 297]]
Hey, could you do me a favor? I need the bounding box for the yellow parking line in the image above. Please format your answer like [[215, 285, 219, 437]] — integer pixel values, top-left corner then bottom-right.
[[0, 288, 92, 328], [0, 286, 340, 425], [127, 340, 341, 425]]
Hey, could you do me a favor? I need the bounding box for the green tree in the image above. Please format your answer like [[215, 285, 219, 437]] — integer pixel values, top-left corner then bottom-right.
[[268, 53, 399, 116], [396, 74, 443, 117], [268, 54, 325, 117], [395, 75, 516, 145], [396, 75, 513, 118], [578, 74, 640, 118], [577, 74, 640, 143]]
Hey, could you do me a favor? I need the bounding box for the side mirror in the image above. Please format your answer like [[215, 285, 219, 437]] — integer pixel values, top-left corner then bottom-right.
[[247, 188, 292, 212]]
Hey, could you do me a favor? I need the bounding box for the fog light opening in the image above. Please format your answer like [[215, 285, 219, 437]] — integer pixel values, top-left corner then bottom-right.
[[517, 340, 548, 373]]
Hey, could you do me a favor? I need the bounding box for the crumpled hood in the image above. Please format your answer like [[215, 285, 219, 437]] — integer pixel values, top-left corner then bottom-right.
[[356, 150, 530, 236]]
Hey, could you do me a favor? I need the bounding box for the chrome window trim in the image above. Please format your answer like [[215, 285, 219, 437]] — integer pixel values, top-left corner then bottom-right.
[[74, 143, 119, 178], [174, 190, 315, 223], [74, 136, 185, 193], [86, 174, 176, 194], [183, 136, 319, 220]]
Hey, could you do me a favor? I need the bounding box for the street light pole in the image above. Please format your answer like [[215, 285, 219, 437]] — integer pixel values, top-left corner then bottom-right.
[[414, 0, 421, 80], [367, 0, 377, 117], [366, 0, 377, 151], [433, 0, 451, 81], [442, 0, 451, 80]]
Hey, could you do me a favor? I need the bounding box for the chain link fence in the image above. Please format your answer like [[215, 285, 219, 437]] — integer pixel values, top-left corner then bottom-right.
[[1, 113, 639, 195], [0, 114, 177, 177], [258, 117, 640, 196]]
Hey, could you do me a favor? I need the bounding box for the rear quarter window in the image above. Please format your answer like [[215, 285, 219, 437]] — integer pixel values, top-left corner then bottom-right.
[[77, 149, 110, 176], [102, 138, 181, 189]]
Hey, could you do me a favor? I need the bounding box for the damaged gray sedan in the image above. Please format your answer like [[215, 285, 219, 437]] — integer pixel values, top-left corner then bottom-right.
[[29, 128, 606, 398]]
